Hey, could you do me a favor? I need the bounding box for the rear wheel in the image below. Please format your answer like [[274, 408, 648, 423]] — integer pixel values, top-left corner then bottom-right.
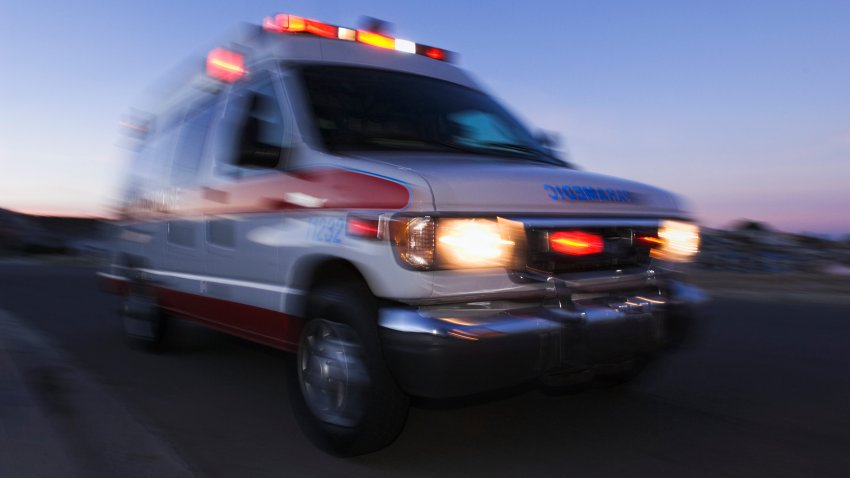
[[288, 281, 409, 456], [121, 273, 167, 351]]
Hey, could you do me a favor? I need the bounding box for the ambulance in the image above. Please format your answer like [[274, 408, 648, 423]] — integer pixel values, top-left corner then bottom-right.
[[100, 13, 705, 456]]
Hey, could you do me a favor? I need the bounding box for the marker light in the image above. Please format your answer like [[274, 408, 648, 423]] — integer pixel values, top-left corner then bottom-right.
[[436, 219, 515, 269], [347, 216, 382, 239], [652, 220, 700, 262], [549, 231, 604, 256], [206, 48, 246, 83]]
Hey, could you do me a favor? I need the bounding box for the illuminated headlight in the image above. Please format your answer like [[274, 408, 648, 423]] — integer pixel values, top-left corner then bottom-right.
[[652, 220, 700, 262], [436, 218, 515, 269], [390, 217, 517, 269]]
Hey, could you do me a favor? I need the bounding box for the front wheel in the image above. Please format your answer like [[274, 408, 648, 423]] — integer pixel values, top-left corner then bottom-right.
[[288, 281, 409, 456]]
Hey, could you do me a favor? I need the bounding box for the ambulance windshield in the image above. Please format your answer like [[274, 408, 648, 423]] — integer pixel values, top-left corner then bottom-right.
[[297, 65, 561, 165]]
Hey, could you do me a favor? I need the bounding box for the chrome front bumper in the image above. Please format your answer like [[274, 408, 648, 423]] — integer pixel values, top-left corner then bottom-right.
[[378, 281, 707, 398]]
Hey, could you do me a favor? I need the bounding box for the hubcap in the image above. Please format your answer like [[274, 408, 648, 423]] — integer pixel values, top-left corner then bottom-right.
[[298, 319, 368, 427]]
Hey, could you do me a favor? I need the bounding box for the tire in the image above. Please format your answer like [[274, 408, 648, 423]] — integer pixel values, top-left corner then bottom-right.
[[596, 356, 651, 387], [121, 272, 167, 351], [288, 281, 410, 456]]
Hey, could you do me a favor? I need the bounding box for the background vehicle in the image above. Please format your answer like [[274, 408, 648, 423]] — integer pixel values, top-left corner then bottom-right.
[[100, 13, 704, 456]]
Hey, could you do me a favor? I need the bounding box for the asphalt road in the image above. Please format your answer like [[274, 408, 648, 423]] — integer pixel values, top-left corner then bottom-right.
[[1, 262, 850, 477]]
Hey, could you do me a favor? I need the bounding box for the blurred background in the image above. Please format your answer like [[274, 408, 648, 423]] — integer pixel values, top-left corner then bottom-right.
[[1, 1, 850, 476], [2, 0, 848, 279]]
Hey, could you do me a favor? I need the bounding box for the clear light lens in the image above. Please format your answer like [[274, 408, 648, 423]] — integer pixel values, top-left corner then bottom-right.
[[338, 27, 356, 41], [654, 220, 700, 261], [391, 217, 435, 268], [394, 39, 416, 53], [436, 219, 515, 269]]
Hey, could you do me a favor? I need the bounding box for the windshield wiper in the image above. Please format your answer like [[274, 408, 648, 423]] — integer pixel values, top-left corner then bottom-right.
[[475, 141, 562, 165], [477, 141, 543, 156], [343, 136, 563, 165], [362, 136, 484, 155]]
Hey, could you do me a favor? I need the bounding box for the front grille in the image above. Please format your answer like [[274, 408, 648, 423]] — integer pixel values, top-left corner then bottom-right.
[[523, 225, 657, 274]]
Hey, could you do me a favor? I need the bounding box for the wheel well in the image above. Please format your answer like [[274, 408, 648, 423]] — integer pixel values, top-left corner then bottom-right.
[[302, 257, 372, 295], [118, 253, 147, 270]]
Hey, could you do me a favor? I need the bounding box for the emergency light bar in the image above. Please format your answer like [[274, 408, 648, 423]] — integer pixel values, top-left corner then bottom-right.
[[262, 13, 453, 62]]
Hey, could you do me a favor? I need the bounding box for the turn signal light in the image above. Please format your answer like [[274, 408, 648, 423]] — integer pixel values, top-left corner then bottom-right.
[[549, 231, 604, 256]]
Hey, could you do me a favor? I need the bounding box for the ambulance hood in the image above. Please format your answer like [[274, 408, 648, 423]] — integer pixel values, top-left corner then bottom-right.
[[344, 153, 684, 217]]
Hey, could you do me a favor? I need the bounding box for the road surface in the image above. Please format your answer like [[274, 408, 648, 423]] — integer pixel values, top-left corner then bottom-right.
[[1, 262, 849, 477]]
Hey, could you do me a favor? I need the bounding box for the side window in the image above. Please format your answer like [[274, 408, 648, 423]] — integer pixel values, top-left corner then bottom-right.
[[213, 74, 288, 176], [170, 104, 216, 186], [135, 111, 182, 190], [446, 110, 524, 147]]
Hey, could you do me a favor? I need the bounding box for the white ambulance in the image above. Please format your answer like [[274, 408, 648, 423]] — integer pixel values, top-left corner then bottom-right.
[[100, 13, 704, 456]]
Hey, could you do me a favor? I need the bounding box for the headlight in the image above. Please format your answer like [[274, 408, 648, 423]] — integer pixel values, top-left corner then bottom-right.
[[436, 218, 515, 269], [652, 220, 700, 262], [390, 217, 517, 270]]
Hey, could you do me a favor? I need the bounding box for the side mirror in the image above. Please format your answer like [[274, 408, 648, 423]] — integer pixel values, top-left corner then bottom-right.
[[237, 141, 284, 169], [535, 130, 561, 150], [235, 116, 286, 169], [235, 92, 287, 169], [535, 130, 576, 168]]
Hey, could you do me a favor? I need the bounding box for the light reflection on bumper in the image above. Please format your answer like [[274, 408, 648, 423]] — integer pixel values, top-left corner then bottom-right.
[[378, 281, 705, 398]]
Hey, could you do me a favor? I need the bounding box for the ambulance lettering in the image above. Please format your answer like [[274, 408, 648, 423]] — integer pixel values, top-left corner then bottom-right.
[[544, 184, 638, 204]]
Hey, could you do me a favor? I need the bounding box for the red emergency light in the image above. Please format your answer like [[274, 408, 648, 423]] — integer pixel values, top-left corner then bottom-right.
[[549, 231, 604, 256], [263, 14, 337, 38], [420, 46, 447, 61], [206, 48, 246, 83], [262, 13, 453, 62]]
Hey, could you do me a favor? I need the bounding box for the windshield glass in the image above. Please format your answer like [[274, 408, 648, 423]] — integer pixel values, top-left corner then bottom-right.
[[297, 65, 560, 164]]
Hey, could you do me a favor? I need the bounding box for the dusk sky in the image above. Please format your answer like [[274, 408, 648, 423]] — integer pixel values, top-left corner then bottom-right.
[[1, 0, 848, 235]]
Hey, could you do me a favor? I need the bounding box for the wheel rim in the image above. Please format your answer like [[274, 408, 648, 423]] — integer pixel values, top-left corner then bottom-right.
[[298, 319, 368, 427]]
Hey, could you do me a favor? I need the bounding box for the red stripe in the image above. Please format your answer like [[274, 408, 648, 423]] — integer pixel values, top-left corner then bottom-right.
[[157, 287, 302, 351], [125, 167, 410, 219], [97, 273, 129, 295]]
